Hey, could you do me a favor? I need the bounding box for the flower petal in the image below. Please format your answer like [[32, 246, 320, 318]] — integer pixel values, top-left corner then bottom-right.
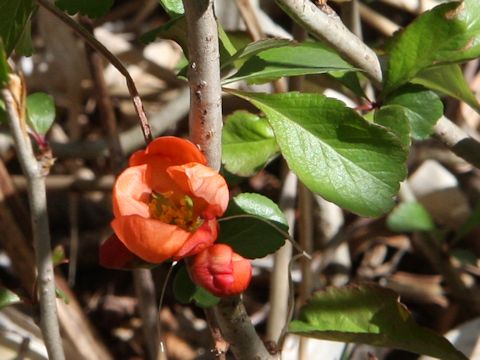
[[113, 165, 151, 218], [129, 149, 148, 167], [167, 163, 229, 217], [174, 218, 218, 259], [99, 234, 139, 269], [143, 155, 183, 195], [112, 215, 189, 263], [132, 136, 206, 166]]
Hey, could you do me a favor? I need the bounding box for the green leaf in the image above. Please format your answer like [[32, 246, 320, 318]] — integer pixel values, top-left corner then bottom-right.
[[0, 288, 21, 309], [289, 285, 468, 360], [387, 202, 436, 232], [173, 265, 196, 304], [26, 92, 56, 135], [223, 41, 356, 85], [158, 0, 184, 18], [173, 265, 219, 308], [0, 40, 10, 87], [141, 17, 188, 53], [222, 111, 279, 176], [374, 105, 411, 149], [331, 71, 367, 99], [221, 38, 293, 70], [383, 84, 443, 139], [14, 18, 33, 56], [141, 16, 234, 66], [0, 101, 6, 124], [0, 0, 35, 56], [52, 245, 67, 266], [229, 90, 407, 217], [413, 64, 480, 113], [55, 0, 114, 18], [192, 287, 220, 308], [385, 0, 480, 93], [219, 193, 288, 259], [55, 288, 70, 305]]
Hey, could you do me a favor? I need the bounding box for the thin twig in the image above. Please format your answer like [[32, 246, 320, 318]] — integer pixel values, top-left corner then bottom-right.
[[275, 0, 480, 168], [1, 82, 65, 360], [133, 269, 160, 360], [266, 171, 297, 346], [235, 0, 264, 41], [80, 17, 161, 359], [51, 87, 190, 159], [213, 296, 274, 360], [35, 0, 153, 144], [297, 183, 313, 360], [276, 0, 382, 87]]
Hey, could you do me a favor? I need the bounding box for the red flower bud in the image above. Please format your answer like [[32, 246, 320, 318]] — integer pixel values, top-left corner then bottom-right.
[[189, 244, 252, 297]]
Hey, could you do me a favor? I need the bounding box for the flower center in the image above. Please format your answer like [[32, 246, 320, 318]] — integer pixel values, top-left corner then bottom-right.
[[148, 192, 203, 231]]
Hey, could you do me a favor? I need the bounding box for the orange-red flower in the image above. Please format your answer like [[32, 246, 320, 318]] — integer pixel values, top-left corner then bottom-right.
[[189, 244, 252, 297], [101, 137, 229, 267]]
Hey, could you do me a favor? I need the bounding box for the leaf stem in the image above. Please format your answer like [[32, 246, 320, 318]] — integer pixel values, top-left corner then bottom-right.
[[35, 0, 153, 144], [1, 81, 65, 360]]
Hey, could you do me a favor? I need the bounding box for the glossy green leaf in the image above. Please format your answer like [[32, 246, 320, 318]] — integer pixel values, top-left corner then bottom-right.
[[374, 105, 411, 149], [289, 285, 467, 360], [221, 38, 292, 70], [223, 42, 356, 85], [0, 40, 9, 87], [383, 84, 443, 139], [387, 202, 435, 232], [331, 71, 367, 99], [0, 288, 20, 309], [413, 64, 480, 113], [158, 0, 184, 18], [385, 0, 480, 93], [14, 18, 33, 56], [222, 111, 279, 176], [219, 193, 288, 259], [173, 265, 219, 308], [55, 0, 114, 18], [0, 0, 34, 56], [26, 92, 56, 135], [229, 90, 407, 217]]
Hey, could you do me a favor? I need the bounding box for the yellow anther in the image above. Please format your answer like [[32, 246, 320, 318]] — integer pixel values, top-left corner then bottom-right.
[[148, 192, 202, 231]]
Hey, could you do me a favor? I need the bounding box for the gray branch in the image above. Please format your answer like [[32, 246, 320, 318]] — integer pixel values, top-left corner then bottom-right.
[[183, 0, 223, 170], [1, 86, 65, 360], [182, 1, 272, 358]]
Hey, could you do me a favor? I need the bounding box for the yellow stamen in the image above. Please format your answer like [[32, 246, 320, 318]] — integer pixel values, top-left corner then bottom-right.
[[148, 192, 203, 231]]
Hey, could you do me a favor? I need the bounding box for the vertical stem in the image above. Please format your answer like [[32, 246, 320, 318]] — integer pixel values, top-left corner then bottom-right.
[[266, 171, 297, 344], [1, 86, 65, 360], [183, 0, 223, 170], [182, 1, 272, 358], [81, 19, 160, 358]]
